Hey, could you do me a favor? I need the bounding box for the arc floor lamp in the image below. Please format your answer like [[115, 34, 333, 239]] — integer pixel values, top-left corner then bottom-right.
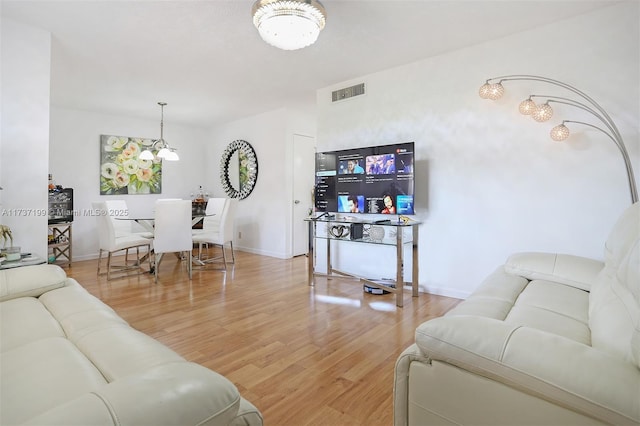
[[479, 75, 638, 204]]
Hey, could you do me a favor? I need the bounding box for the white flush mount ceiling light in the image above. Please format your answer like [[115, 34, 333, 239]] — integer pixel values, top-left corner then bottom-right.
[[252, 0, 326, 50]]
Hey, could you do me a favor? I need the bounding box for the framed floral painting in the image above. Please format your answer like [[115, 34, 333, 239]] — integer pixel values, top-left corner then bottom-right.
[[99, 135, 162, 195]]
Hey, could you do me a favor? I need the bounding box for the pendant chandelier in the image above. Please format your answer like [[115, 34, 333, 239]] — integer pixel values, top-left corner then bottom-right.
[[252, 0, 326, 51], [140, 102, 179, 161]]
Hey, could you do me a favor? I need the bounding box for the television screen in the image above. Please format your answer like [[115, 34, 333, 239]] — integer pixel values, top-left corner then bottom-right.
[[315, 142, 415, 215]]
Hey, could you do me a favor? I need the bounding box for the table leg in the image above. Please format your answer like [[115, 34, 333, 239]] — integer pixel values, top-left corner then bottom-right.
[[308, 221, 314, 285], [396, 226, 404, 307]]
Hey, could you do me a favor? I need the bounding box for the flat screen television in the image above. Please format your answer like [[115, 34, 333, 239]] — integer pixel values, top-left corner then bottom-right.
[[314, 141, 415, 215]]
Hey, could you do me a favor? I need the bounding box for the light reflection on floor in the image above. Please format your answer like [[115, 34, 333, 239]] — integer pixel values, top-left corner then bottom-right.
[[314, 294, 361, 307], [367, 301, 396, 311], [313, 294, 398, 312]]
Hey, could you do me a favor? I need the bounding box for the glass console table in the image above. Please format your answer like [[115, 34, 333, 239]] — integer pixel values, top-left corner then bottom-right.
[[0, 254, 46, 270], [305, 216, 420, 307]]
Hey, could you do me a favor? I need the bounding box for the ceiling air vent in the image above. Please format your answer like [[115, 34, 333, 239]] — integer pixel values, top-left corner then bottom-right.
[[332, 83, 365, 102]]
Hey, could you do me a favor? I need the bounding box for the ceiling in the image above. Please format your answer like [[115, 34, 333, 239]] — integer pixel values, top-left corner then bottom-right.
[[2, 0, 616, 127]]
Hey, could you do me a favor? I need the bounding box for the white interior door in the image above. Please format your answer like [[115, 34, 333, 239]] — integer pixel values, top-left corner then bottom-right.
[[292, 134, 316, 257]]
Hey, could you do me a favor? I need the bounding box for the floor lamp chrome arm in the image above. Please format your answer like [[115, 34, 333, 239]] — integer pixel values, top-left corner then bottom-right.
[[479, 75, 638, 204], [556, 119, 638, 204]]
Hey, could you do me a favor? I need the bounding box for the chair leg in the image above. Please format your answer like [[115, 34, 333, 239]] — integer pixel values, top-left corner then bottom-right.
[[147, 245, 152, 274], [154, 253, 162, 283], [97, 249, 103, 276], [221, 244, 228, 269], [107, 252, 112, 281], [187, 251, 192, 279], [229, 241, 235, 264]]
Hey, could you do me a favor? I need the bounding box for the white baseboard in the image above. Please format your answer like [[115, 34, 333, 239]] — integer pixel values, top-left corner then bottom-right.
[[418, 284, 469, 300]]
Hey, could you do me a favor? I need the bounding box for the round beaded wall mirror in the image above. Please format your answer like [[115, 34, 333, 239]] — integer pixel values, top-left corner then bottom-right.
[[220, 139, 258, 199]]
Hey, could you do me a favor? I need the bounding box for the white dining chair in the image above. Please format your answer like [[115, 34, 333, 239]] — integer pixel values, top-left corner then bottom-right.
[[105, 199, 154, 237], [153, 199, 193, 282], [92, 201, 152, 281], [192, 197, 226, 237], [192, 198, 238, 268]]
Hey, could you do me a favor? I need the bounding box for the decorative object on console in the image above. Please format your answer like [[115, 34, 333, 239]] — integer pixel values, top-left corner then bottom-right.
[[479, 74, 638, 204], [191, 185, 210, 216], [252, 0, 326, 50], [48, 188, 74, 224], [329, 224, 350, 239], [1, 246, 20, 262], [139, 102, 179, 162], [100, 134, 162, 195], [368, 225, 385, 242], [0, 224, 14, 249], [0, 224, 19, 262], [220, 140, 259, 199]]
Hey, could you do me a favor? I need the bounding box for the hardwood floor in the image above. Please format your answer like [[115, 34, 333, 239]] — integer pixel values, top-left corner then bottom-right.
[[65, 250, 461, 425]]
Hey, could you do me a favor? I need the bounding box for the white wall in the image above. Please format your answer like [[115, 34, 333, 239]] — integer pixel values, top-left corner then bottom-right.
[[49, 104, 316, 261], [0, 18, 51, 259], [49, 106, 209, 260], [208, 107, 316, 258], [316, 3, 639, 298]]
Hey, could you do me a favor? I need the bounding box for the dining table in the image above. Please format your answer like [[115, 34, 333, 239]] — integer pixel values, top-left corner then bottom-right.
[[114, 213, 215, 271]]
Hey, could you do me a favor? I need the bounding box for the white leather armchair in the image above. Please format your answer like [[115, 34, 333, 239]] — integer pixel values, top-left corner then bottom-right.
[[394, 202, 640, 425]]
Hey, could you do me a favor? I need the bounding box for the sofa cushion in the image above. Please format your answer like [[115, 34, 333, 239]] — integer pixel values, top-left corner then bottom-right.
[[1, 337, 108, 425], [505, 252, 603, 291], [446, 268, 591, 345], [623, 241, 640, 368], [38, 279, 184, 381], [0, 297, 65, 352], [20, 363, 243, 426], [588, 202, 639, 365], [445, 267, 528, 320], [590, 237, 640, 365], [0, 264, 67, 302], [504, 279, 590, 345]]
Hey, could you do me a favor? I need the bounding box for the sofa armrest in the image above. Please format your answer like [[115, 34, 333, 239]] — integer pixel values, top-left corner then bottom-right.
[[416, 316, 640, 424], [504, 252, 603, 291], [394, 344, 428, 426], [24, 362, 259, 426], [0, 264, 68, 302], [415, 316, 639, 424]]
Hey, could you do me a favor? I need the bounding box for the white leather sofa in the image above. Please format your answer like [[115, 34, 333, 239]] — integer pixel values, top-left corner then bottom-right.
[[394, 202, 640, 425], [0, 264, 263, 425]]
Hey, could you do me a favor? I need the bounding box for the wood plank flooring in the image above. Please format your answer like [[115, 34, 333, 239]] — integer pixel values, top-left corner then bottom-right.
[[65, 250, 461, 425]]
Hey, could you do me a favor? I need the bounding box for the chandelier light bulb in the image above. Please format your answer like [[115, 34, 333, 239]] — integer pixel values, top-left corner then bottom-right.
[[142, 102, 179, 161], [478, 82, 492, 99], [518, 98, 536, 115], [164, 149, 180, 161], [532, 102, 553, 122], [550, 123, 570, 141], [156, 147, 171, 159], [486, 83, 505, 100], [252, 0, 326, 50], [139, 150, 154, 160]]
